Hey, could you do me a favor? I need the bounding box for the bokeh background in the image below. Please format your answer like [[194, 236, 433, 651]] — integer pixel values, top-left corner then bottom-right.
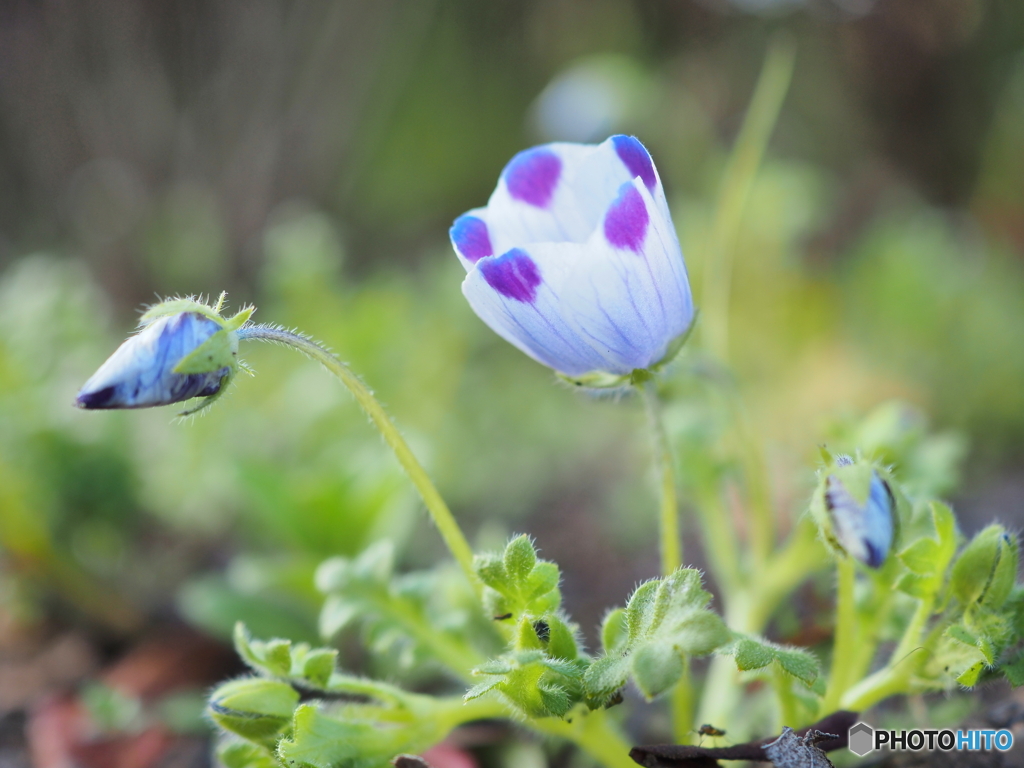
[[2, 0, 1024, 766]]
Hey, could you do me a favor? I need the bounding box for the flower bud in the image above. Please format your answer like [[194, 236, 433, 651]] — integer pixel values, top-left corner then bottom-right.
[[812, 454, 897, 568], [76, 294, 253, 415]]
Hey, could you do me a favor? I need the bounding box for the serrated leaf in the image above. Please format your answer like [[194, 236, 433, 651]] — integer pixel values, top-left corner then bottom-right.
[[504, 535, 538, 583], [464, 680, 500, 701], [957, 661, 986, 687], [725, 636, 820, 688], [631, 643, 684, 700], [208, 678, 298, 745], [776, 649, 819, 686], [300, 649, 338, 689], [583, 569, 728, 703], [276, 705, 369, 768], [734, 638, 774, 671], [601, 608, 627, 655], [984, 534, 1018, 609], [673, 610, 730, 656], [951, 525, 1008, 606], [474, 536, 562, 620], [582, 656, 630, 702]]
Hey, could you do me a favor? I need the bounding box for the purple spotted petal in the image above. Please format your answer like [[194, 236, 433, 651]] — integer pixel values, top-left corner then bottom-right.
[[450, 215, 493, 263], [480, 248, 542, 303], [613, 135, 656, 191], [603, 183, 649, 252], [504, 148, 562, 208]]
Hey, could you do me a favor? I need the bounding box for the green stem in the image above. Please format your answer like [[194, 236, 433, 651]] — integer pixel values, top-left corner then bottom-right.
[[774, 666, 798, 730], [239, 325, 479, 596], [692, 484, 743, 598], [637, 378, 696, 745], [535, 710, 638, 768], [823, 557, 857, 712], [838, 593, 938, 712], [639, 379, 681, 576], [744, 519, 826, 632], [672, 658, 694, 744]]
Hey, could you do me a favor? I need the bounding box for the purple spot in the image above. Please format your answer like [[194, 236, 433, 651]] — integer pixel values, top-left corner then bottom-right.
[[480, 248, 542, 303], [603, 183, 649, 252], [613, 135, 656, 191], [450, 215, 493, 262], [504, 148, 561, 208]]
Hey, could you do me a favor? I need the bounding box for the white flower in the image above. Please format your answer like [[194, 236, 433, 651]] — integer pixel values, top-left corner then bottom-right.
[[450, 135, 693, 380]]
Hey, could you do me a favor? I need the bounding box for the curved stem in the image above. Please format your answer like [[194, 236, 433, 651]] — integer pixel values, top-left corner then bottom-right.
[[638, 379, 681, 576], [239, 325, 479, 596]]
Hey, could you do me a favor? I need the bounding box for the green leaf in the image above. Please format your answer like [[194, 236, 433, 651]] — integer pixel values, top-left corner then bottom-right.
[[467, 649, 586, 719], [314, 546, 490, 675], [233, 623, 341, 691], [582, 656, 630, 702], [600, 608, 627, 655], [217, 742, 279, 768], [208, 678, 298, 745], [1000, 652, 1024, 687], [473, 536, 562, 621], [582, 569, 729, 704], [504, 535, 537, 583], [733, 638, 774, 671], [951, 525, 1014, 607], [631, 643, 684, 699], [724, 635, 820, 688]]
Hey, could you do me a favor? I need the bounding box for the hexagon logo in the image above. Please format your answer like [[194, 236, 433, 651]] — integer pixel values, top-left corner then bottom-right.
[[848, 722, 875, 757]]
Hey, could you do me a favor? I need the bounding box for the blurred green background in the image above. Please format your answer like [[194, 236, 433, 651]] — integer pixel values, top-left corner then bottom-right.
[[1, 0, 1024, 762]]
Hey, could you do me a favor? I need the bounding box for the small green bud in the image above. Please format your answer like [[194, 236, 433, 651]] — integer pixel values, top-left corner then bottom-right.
[[951, 525, 1019, 609]]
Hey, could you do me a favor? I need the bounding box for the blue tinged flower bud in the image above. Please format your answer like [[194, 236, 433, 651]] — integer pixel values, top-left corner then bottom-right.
[[76, 293, 253, 415], [450, 135, 694, 384], [812, 453, 899, 569]]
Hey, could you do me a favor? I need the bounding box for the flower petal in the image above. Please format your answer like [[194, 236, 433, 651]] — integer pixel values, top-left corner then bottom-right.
[[481, 136, 669, 255], [462, 246, 619, 376], [76, 312, 228, 409], [825, 472, 894, 568], [556, 178, 693, 372], [450, 211, 494, 270]]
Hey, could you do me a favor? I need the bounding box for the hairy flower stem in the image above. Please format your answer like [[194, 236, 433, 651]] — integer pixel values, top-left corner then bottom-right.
[[238, 325, 479, 597], [639, 379, 682, 576], [823, 557, 857, 712], [840, 594, 939, 712], [638, 378, 697, 743]]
